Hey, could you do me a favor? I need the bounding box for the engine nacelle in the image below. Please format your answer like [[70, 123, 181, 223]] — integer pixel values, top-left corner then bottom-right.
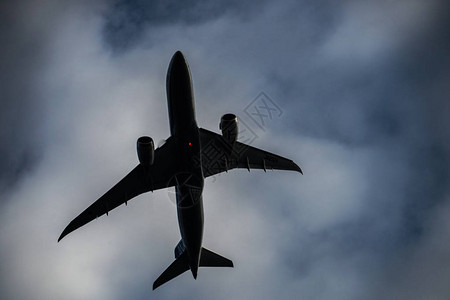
[[137, 136, 154, 166], [219, 113, 238, 144]]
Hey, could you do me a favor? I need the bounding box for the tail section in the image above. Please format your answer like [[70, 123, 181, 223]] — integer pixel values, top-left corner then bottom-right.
[[174, 239, 186, 259], [153, 251, 189, 290], [153, 244, 233, 290], [200, 247, 234, 268]]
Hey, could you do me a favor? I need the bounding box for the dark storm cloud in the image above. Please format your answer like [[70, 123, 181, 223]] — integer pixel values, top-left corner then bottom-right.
[[101, 0, 266, 52], [0, 2, 50, 195], [1, 0, 450, 299], [259, 2, 450, 296]]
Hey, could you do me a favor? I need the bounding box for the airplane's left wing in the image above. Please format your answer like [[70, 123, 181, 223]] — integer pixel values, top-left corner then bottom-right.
[[58, 137, 177, 242], [199, 128, 302, 178]]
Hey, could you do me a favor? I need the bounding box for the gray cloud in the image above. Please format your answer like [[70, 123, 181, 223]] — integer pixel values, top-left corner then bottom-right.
[[101, 0, 265, 52], [0, 2, 49, 194], [1, 0, 449, 299]]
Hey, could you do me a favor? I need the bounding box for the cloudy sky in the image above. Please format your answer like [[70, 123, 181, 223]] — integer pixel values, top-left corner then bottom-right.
[[1, 0, 449, 299]]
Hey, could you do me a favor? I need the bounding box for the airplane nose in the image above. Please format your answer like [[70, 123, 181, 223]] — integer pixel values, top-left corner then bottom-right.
[[167, 50, 188, 81], [170, 51, 186, 67], [174, 50, 184, 59], [166, 50, 192, 102]]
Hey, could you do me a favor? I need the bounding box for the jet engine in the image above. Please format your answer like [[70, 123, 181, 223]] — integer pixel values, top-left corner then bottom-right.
[[137, 136, 154, 166], [219, 113, 238, 144]]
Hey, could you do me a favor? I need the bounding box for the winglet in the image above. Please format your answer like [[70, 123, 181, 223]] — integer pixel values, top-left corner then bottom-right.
[[289, 160, 303, 174], [58, 223, 72, 242], [295, 163, 303, 175], [57, 233, 64, 243]]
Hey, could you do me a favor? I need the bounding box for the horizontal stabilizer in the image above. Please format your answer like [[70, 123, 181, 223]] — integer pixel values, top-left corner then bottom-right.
[[153, 251, 189, 290], [200, 247, 234, 268], [153, 246, 233, 290]]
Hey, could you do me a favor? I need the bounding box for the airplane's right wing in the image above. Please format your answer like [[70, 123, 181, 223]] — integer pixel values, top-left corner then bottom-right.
[[58, 137, 178, 242], [199, 128, 302, 178]]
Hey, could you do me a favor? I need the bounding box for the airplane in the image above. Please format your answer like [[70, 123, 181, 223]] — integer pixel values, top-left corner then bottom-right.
[[58, 51, 302, 290]]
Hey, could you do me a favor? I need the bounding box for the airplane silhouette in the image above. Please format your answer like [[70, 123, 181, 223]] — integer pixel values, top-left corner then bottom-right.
[[58, 51, 302, 290]]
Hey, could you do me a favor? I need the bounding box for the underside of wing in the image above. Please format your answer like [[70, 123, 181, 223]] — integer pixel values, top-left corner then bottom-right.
[[199, 128, 302, 178], [58, 137, 177, 242]]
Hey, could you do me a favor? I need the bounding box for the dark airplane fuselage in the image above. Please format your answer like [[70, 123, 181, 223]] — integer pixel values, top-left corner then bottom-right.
[[58, 50, 300, 289], [166, 51, 204, 278]]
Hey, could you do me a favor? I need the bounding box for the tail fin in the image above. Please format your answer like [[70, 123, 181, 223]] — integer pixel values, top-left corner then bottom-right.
[[153, 251, 189, 290], [153, 247, 233, 290], [200, 247, 234, 268]]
